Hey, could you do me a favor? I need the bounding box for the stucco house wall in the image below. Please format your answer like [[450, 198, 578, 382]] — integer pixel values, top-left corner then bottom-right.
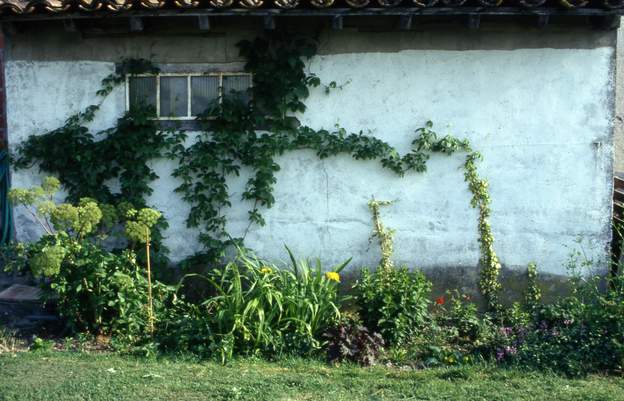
[[614, 20, 624, 176], [4, 24, 616, 286]]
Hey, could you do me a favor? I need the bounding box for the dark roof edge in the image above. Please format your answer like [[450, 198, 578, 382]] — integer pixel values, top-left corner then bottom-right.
[[2, 6, 624, 20]]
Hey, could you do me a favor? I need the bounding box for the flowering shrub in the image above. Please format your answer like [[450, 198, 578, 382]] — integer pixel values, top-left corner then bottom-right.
[[7, 177, 138, 244], [29, 242, 66, 277], [6, 178, 172, 340], [435, 291, 496, 349], [480, 266, 624, 377], [388, 291, 496, 368], [512, 282, 624, 376], [125, 208, 162, 243]]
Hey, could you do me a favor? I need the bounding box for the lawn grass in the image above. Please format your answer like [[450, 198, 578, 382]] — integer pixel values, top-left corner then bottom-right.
[[1, 351, 623, 401]]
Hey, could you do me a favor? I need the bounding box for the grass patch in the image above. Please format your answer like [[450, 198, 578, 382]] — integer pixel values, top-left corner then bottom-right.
[[0, 352, 623, 401]]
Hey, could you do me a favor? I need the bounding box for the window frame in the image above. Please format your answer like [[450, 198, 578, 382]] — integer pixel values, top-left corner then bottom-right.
[[125, 71, 253, 121]]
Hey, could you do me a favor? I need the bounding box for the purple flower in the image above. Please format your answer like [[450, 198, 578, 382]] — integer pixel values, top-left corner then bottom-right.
[[496, 344, 519, 362], [516, 326, 528, 338], [499, 327, 513, 336], [505, 345, 517, 355]]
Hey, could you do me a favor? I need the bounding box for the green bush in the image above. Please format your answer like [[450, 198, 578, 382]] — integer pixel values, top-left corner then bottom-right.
[[434, 291, 497, 352], [30, 337, 55, 352], [354, 266, 431, 345], [19, 233, 171, 341], [56, 239, 169, 339], [508, 275, 624, 376], [155, 296, 215, 356], [478, 257, 623, 377], [385, 292, 495, 368], [6, 178, 172, 342]]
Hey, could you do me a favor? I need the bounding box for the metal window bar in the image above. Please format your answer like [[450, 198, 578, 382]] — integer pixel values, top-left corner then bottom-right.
[[187, 75, 192, 118], [160, 76, 189, 118], [126, 72, 253, 121], [156, 75, 161, 117]]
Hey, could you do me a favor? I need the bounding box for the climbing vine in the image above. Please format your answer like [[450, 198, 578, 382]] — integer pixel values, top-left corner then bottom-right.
[[524, 262, 542, 310], [13, 59, 182, 266], [13, 59, 179, 206], [363, 128, 502, 311], [12, 34, 502, 310], [464, 150, 503, 311], [368, 198, 395, 272]]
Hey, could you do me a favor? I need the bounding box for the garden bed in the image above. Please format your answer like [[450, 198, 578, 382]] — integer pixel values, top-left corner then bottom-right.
[[3, 176, 624, 378], [1, 352, 623, 401]]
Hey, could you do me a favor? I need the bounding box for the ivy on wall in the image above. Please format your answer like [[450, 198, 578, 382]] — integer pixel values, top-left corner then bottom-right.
[[368, 198, 395, 272], [12, 34, 503, 311], [13, 60, 182, 265], [14, 60, 179, 206]]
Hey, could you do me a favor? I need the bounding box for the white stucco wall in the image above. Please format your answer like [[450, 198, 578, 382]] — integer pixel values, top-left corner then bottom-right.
[[5, 34, 615, 277]]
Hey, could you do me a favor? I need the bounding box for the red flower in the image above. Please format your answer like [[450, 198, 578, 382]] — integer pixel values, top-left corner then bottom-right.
[[435, 296, 445, 305]]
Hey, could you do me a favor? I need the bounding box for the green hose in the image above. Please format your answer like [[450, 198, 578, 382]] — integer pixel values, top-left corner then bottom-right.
[[0, 149, 13, 245]]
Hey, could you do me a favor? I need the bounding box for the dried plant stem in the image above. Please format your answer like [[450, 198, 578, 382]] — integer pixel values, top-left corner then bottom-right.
[[145, 226, 154, 335]]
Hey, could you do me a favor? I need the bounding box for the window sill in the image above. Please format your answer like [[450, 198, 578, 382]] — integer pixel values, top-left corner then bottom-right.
[[156, 119, 272, 131]]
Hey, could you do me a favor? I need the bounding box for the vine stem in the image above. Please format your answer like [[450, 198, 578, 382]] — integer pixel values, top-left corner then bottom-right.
[[242, 199, 259, 240]]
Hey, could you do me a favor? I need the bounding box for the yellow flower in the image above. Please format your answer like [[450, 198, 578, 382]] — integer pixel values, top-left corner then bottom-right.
[[325, 272, 340, 283], [260, 267, 272, 274]]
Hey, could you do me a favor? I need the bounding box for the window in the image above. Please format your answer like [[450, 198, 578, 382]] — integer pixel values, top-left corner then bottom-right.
[[127, 72, 253, 120]]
